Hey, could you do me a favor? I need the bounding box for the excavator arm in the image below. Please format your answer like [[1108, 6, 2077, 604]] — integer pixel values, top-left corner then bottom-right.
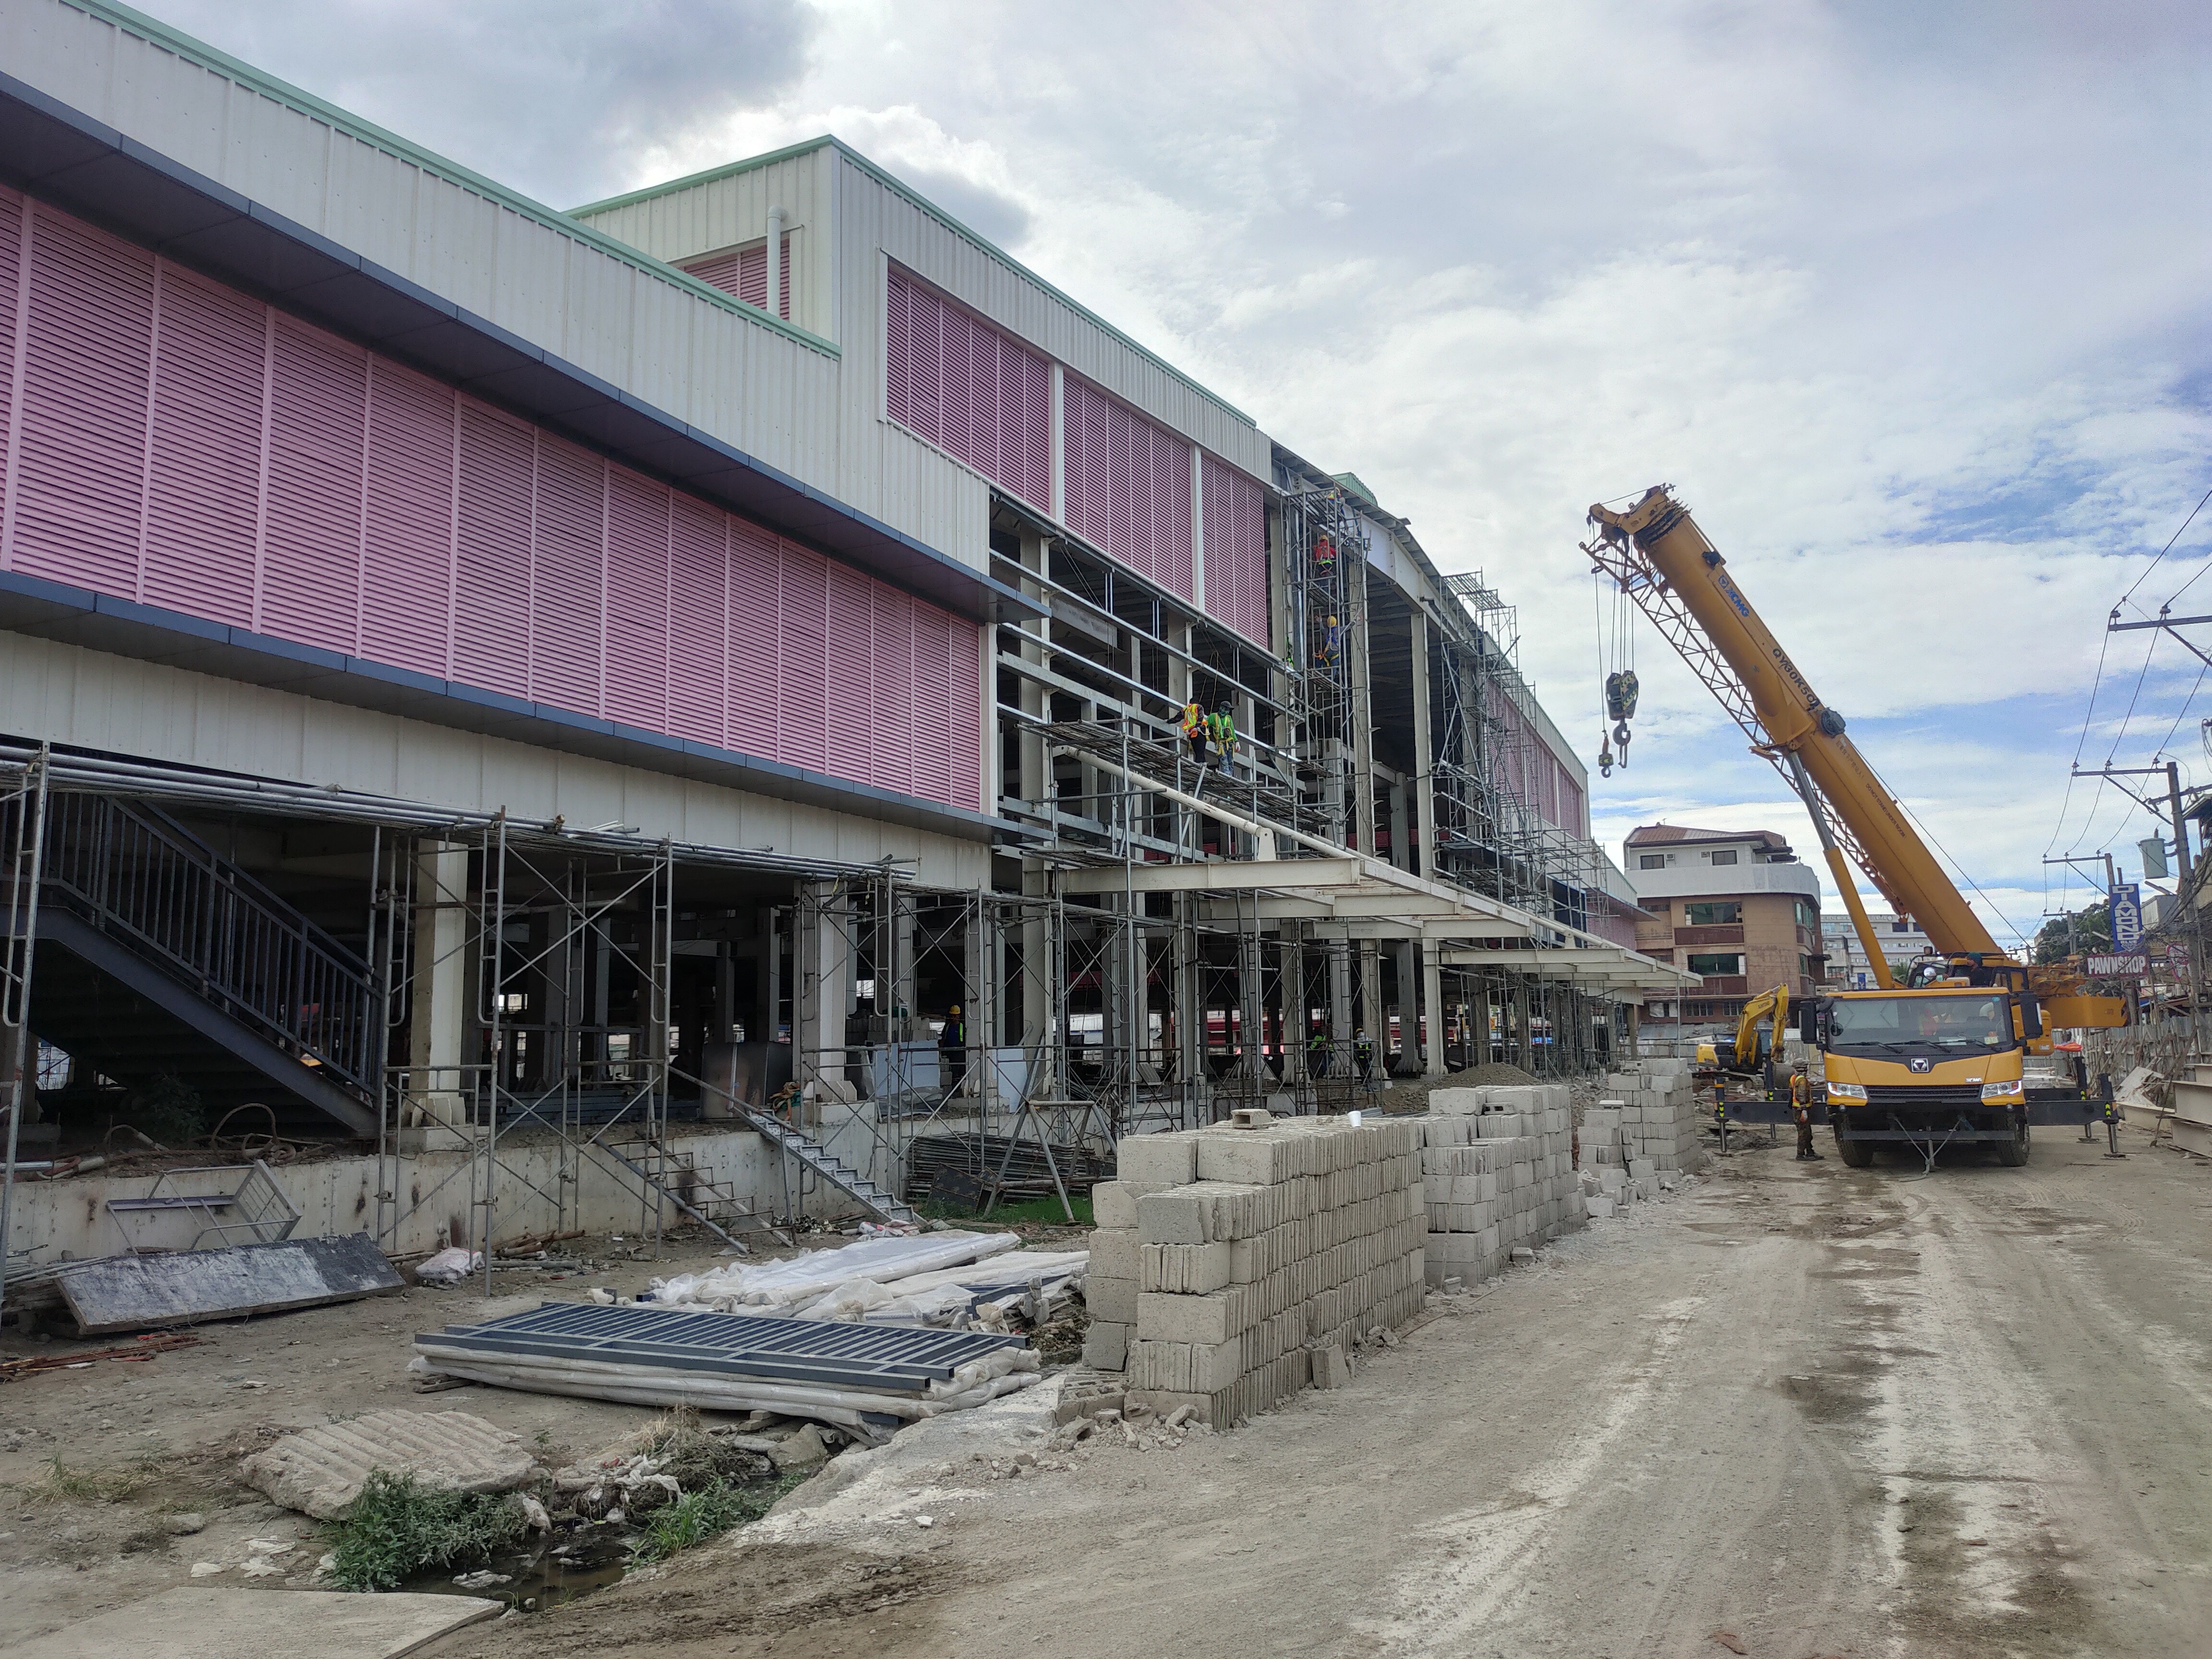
[[1734, 984, 1788, 1070]]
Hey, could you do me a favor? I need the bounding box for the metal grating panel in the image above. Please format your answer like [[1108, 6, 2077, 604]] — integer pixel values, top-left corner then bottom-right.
[[419, 1301, 1025, 1395]]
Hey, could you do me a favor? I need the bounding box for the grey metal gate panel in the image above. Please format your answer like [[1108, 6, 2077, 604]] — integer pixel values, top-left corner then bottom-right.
[[418, 1301, 1026, 1394]]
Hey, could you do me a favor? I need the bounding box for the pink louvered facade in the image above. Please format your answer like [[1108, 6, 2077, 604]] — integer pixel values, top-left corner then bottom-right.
[[1199, 454, 1267, 647], [883, 267, 1050, 511], [0, 191, 981, 815], [1062, 375, 1193, 603], [680, 236, 791, 320]]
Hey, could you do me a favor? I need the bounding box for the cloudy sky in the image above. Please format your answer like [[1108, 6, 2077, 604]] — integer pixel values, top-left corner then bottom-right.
[[156, 0, 2212, 946]]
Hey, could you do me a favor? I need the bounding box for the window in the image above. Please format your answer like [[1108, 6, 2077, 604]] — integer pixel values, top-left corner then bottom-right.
[[1800, 954, 1814, 981], [1684, 902, 1741, 926], [1708, 848, 1739, 866], [1687, 953, 1744, 976], [1639, 853, 1667, 870], [1795, 899, 1820, 927], [1685, 1001, 1716, 1019]]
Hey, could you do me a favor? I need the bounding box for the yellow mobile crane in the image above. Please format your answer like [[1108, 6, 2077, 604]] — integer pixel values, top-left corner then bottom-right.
[[1584, 486, 2128, 1168]]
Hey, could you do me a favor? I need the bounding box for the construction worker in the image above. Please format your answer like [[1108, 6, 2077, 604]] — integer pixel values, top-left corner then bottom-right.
[[1791, 1063, 1822, 1161], [1313, 534, 1337, 569], [1354, 1028, 1374, 1082], [1712, 1082, 1729, 1153], [1308, 1025, 1332, 1080], [1179, 697, 1206, 764], [938, 1003, 967, 1100], [1316, 613, 1343, 668]]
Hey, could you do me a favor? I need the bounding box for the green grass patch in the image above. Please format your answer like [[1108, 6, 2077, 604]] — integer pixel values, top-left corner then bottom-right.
[[326, 1471, 530, 1592], [630, 1472, 805, 1563], [914, 1192, 1093, 1227]]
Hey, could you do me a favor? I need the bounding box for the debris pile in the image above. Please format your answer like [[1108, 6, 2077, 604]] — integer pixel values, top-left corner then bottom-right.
[[1081, 1115, 1426, 1425], [1419, 1084, 1584, 1284], [646, 1229, 1023, 1317]]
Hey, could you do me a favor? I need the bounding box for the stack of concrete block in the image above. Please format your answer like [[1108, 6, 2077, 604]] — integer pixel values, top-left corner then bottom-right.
[[1599, 1059, 1707, 1178], [1082, 1117, 1426, 1425], [1576, 1103, 1642, 1219], [1419, 1084, 1584, 1285]]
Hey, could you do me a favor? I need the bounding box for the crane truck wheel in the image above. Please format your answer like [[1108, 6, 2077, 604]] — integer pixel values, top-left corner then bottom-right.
[[1834, 1126, 1875, 1168], [1992, 1115, 2031, 1168]]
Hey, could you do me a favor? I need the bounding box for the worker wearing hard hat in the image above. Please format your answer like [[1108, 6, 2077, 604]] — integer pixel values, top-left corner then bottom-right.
[[1791, 1063, 1821, 1161]]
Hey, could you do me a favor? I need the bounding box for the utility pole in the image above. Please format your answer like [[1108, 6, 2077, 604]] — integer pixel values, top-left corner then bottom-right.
[[2073, 762, 2206, 1034]]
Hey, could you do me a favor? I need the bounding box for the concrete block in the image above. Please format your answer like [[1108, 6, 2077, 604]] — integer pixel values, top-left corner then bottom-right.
[[1198, 1130, 1297, 1186], [1086, 1274, 1138, 1323], [1310, 1343, 1351, 1389], [1142, 1240, 1232, 1295], [1629, 1158, 1657, 1180], [1092, 1179, 1169, 1231], [1138, 1288, 1244, 1345], [1428, 1087, 1486, 1116], [1118, 1131, 1201, 1185], [1136, 1189, 1207, 1245], [1089, 1226, 1141, 1281], [1082, 1321, 1130, 1370], [1476, 1113, 1523, 1140], [1128, 1336, 1242, 1394]]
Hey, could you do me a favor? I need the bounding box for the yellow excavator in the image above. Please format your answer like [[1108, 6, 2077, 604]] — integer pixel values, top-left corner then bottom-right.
[[1586, 487, 2129, 1168], [1695, 984, 1791, 1082]]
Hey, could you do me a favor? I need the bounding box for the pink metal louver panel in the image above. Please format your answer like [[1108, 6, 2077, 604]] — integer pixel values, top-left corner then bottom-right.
[[262, 314, 370, 651], [142, 265, 261, 626], [1200, 454, 1267, 647], [667, 494, 727, 746], [604, 468, 671, 733], [528, 436, 606, 714], [725, 518, 780, 759], [947, 613, 982, 812], [680, 237, 790, 320], [824, 563, 875, 788], [870, 586, 916, 796], [777, 541, 830, 775], [8, 209, 155, 594], [361, 359, 457, 677], [453, 405, 535, 699], [1063, 376, 1192, 602], [882, 267, 1048, 510], [910, 608, 956, 808], [0, 198, 982, 815]]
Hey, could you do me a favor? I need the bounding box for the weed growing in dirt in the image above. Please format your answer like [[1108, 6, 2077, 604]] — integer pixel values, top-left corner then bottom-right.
[[36, 1455, 165, 1503], [629, 1472, 802, 1563], [326, 1471, 529, 1591]]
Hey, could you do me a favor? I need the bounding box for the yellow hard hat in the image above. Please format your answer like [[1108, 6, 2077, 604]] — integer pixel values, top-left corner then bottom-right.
[[948, 1003, 962, 1016]]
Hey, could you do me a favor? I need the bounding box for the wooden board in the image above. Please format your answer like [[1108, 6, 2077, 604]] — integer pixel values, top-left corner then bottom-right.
[[59, 1234, 404, 1336]]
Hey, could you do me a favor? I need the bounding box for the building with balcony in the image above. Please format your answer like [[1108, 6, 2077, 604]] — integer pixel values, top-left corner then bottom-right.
[[1625, 825, 1824, 1031]]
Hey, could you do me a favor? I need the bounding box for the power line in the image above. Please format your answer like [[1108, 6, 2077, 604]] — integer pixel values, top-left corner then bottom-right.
[[2117, 483, 2212, 613]]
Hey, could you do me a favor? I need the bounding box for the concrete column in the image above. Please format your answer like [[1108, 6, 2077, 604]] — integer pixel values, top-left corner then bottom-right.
[[1277, 928, 1308, 1087], [794, 883, 854, 1104], [713, 940, 735, 1046], [1388, 783, 1410, 876], [1237, 923, 1265, 1082], [407, 842, 471, 1131], [1392, 938, 1421, 1075], [1328, 938, 1353, 1074], [1357, 942, 1382, 1079], [1422, 946, 1448, 1078], [1173, 893, 1202, 1110], [1407, 609, 1435, 880], [758, 905, 782, 1044]]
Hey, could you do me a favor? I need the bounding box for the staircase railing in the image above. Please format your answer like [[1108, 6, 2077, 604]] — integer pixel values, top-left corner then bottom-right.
[[37, 793, 379, 1099]]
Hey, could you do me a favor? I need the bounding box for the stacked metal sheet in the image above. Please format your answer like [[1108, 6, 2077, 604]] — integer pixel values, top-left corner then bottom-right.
[[411, 1301, 1040, 1435]]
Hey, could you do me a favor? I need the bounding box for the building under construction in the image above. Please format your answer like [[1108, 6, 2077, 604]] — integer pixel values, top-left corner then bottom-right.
[[0, 0, 1686, 1278]]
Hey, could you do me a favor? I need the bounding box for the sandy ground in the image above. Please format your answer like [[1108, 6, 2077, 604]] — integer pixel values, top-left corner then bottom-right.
[[427, 1123, 2212, 1659]]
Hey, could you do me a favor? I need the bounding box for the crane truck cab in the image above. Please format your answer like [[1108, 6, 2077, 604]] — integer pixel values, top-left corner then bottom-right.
[[1803, 986, 2038, 1166]]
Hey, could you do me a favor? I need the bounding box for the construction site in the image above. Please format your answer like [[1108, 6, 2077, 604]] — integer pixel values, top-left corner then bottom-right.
[[0, 6, 2207, 1659]]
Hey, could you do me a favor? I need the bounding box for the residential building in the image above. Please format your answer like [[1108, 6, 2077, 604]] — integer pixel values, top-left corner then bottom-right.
[[1822, 911, 1935, 989], [1625, 825, 1823, 1030], [0, 0, 1687, 1265]]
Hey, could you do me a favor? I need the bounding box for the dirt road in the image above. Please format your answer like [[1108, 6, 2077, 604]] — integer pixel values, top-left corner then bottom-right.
[[442, 1126, 2212, 1659]]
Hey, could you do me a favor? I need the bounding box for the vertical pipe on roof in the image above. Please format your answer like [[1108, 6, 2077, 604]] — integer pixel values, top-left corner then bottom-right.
[[767, 205, 788, 322]]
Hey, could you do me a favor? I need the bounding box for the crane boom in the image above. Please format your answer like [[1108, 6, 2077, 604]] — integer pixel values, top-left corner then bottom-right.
[[1583, 485, 2004, 965]]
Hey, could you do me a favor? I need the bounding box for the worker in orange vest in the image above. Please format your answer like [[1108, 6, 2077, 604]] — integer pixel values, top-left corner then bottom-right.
[[1179, 698, 1205, 764]]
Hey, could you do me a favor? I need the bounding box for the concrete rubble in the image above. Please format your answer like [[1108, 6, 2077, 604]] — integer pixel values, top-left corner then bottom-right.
[[239, 1409, 540, 1520], [1580, 1060, 1711, 1218], [1080, 1115, 1427, 1424]]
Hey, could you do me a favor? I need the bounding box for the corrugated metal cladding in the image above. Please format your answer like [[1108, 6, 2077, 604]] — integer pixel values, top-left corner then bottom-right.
[[883, 267, 1050, 513], [1485, 681, 1583, 838], [681, 235, 793, 321], [0, 191, 982, 815], [1200, 454, 1268, 648], [1063, 376, 1193, 604]]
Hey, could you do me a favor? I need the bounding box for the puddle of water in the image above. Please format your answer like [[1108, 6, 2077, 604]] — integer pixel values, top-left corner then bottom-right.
[[404, 1522, 636, 1611]]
